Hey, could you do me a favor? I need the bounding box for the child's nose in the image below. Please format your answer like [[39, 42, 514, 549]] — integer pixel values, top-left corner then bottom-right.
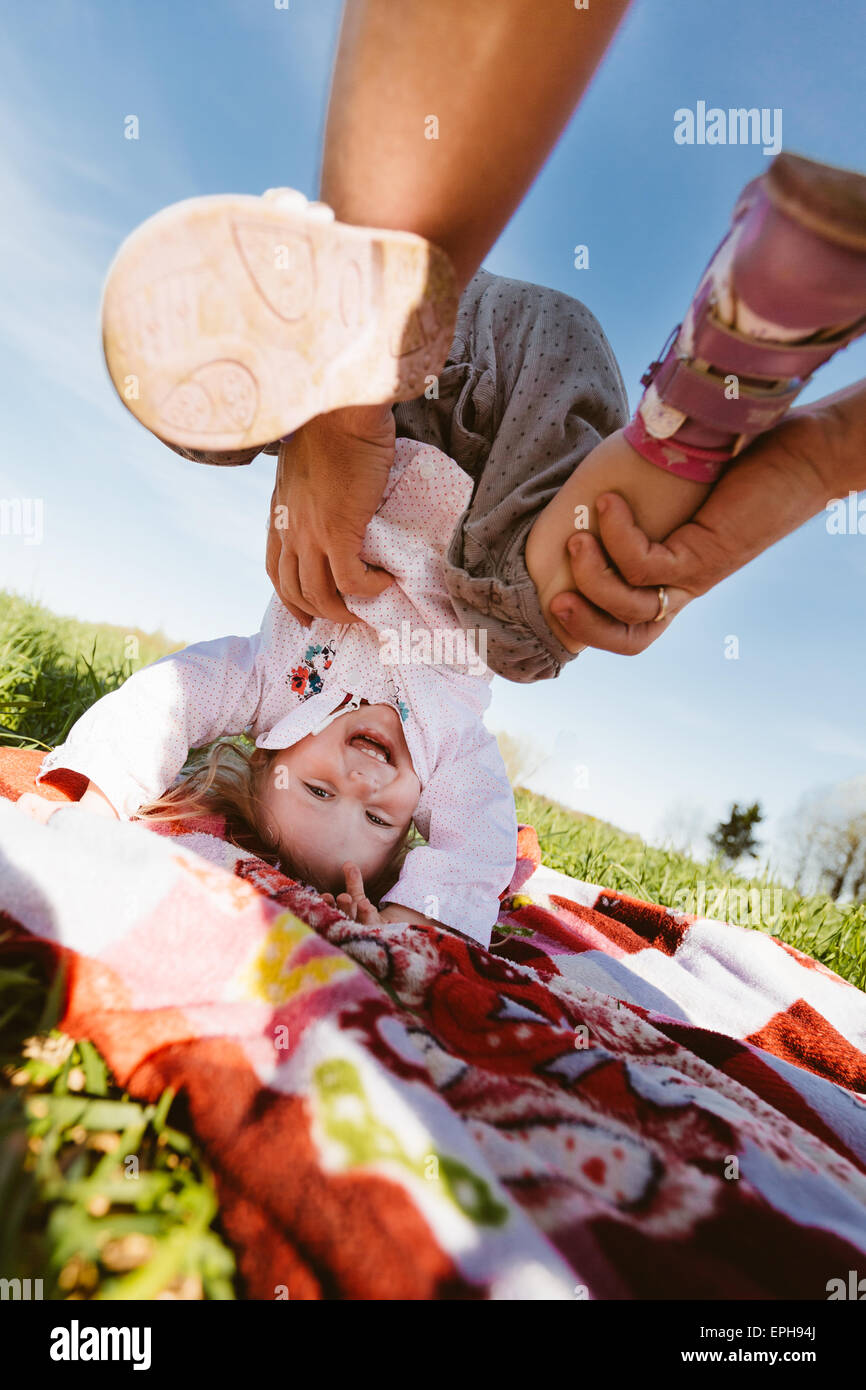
[[347, 763, 382, 790]]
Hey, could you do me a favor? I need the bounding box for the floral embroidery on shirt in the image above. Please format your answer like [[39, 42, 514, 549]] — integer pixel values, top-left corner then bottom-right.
[[381, 670, 410, 722], [288, 639, 338, 702]]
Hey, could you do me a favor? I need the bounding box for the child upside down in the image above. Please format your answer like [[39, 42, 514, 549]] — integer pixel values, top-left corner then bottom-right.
[[19, 151, 866, 931]]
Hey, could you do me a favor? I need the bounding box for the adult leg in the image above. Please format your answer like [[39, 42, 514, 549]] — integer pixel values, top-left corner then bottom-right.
[[321, 0, 632, 292], [108, 1, 632, 625]]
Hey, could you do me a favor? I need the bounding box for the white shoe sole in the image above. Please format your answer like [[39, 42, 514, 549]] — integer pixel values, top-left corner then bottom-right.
[[101, 192, 458, 450]]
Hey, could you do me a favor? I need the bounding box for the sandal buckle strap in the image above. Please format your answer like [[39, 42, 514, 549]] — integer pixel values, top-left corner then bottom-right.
[[688, 300, 866, 384], [653, 349, 801, 436]]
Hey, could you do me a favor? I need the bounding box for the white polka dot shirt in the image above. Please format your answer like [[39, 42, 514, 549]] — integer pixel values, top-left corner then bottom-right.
[[38, 440, 518, 946]]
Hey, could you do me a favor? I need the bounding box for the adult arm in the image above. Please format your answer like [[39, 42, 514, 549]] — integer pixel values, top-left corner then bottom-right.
[[549, 384, 866, 654], [268, 0, 632, 626], [322, 0, 630, 292]]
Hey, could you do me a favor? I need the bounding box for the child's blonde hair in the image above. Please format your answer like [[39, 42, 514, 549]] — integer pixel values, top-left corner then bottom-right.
[[137, 738, 414, 904]]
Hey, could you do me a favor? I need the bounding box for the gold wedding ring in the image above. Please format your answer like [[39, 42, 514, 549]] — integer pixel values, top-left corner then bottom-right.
[[653, 585, 669, 623]]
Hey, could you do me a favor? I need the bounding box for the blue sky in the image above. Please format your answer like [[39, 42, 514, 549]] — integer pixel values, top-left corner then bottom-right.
[[1, 0, 865, 868]]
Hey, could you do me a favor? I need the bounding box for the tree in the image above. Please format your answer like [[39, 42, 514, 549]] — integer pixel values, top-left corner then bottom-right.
[[810, 811, 866, 902], [709, 802, 763, 863], [781, 778, 866, 902]]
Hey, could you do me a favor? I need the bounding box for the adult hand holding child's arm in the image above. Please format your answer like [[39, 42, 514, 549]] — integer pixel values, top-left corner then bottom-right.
[[549, 393, 866, 655], [265, 403, 398, 627]]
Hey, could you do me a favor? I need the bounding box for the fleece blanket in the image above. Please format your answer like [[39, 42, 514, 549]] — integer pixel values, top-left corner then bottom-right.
[[1, 747, 866, 1300]]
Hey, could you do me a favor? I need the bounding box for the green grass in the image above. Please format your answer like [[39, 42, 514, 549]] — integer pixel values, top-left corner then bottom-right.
[[1, 589, 864, 1298], [514, 788, 866, 992], [0, 591, 178, 751], [0, 958, 234, 1300], [0, 592, 234, 1299]]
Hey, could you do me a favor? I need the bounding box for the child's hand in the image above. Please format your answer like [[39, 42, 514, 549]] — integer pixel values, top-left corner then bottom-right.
[[320, 872, 447, 930], [15, 782, 119, 824], [15, 792, 66, 824], [322, 862, 385, 925]]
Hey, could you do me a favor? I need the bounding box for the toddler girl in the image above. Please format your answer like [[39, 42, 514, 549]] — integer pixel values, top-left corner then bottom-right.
[[29, 439, 519, 948]]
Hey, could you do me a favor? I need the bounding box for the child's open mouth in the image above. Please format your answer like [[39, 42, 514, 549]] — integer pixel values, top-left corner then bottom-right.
[[348, 732, 392, 765]]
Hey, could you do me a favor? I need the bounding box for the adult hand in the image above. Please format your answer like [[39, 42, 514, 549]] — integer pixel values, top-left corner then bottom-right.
[[548, 494, 701, 655], [550, 405, 844, 655], [265, 401, 397, 626]]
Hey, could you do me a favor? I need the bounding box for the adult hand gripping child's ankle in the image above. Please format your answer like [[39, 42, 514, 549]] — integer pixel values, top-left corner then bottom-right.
[[525, 427, 713, 654], [546, 380, 866, 656], [529, 152, 866, 656]]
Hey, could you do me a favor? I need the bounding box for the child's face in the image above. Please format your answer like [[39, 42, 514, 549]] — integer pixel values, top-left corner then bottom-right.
[[261, 702, 421, 892]]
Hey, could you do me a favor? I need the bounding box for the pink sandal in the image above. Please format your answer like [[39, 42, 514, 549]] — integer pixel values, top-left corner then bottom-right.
[[101, 188, 458, 452], [625, 152, 866, 481]]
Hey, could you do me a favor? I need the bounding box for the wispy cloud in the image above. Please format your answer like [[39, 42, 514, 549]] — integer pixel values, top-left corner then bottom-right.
[[0, 83, 273, 638]]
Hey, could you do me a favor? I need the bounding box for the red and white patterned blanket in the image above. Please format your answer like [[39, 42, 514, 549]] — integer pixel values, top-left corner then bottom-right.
[[1, 748, 865, 1299]]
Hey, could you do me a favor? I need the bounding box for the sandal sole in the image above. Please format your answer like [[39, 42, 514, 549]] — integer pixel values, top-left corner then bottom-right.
[[101, 194, 458, 450], [765, 151, 866, 253]]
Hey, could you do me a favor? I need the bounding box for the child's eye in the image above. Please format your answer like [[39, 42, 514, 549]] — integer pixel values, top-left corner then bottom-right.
[[366, 812, 391, 827], [304, 783, 330, 799]]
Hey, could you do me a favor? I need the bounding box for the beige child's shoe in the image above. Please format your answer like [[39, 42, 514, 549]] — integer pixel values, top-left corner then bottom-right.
[[101, 188, 458, 450]]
